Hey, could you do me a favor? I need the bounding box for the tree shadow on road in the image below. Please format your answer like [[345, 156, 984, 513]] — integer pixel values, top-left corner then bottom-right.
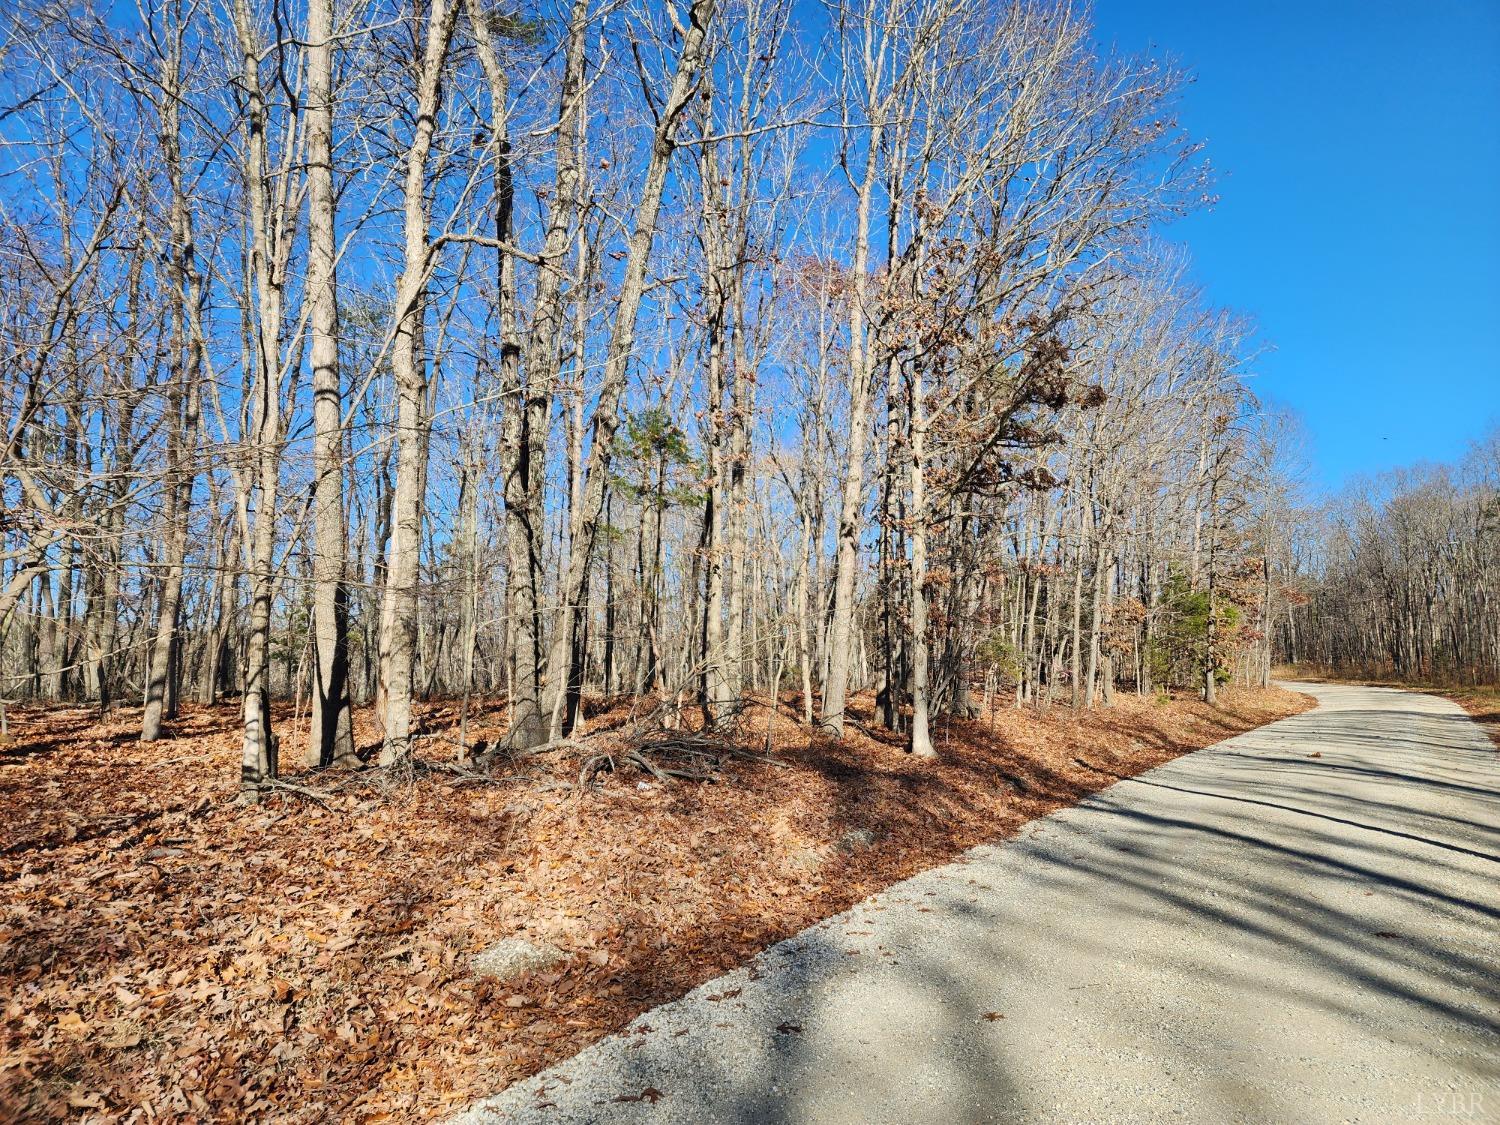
[[458, 690, 1500, 1123]]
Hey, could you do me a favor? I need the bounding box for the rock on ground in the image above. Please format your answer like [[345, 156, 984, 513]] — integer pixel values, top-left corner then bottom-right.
[[471, 938, 566, 982]]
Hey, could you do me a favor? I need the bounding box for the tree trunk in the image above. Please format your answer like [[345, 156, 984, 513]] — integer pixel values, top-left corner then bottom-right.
[[820, 124, 883, 738], [234, 0, 285, 800], [496, 0, 588, 750], [908, 361, 934, 758], [305, 0, 355, 767], [378, 0, 458, 765], [142, 34, 200, 743]]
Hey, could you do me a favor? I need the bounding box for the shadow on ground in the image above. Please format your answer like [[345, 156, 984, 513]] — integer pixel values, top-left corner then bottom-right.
[[455, 682, 1500, 1124]]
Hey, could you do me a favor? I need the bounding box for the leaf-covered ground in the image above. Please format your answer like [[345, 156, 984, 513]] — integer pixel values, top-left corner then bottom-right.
[[0, 685, 1312, 1122]]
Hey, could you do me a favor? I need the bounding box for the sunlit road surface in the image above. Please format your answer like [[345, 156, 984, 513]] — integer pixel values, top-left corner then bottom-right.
[[454, 683, 1500, 1125]]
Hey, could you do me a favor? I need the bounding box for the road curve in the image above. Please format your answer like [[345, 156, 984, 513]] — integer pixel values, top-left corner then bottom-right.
[[454, 684, 1500, 1124]]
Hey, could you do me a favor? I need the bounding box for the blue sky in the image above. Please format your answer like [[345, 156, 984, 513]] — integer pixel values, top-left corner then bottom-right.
[[1091, 0, 1500, 491]]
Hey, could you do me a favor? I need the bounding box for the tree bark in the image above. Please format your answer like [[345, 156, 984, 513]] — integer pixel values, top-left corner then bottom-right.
[[907, 360, 934, 757], [305, 0, 355, 767], [379, 0, 460, 765]]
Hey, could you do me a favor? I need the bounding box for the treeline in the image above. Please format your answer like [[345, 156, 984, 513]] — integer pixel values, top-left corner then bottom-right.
[[1287, 430, 1500, 685], [0, 0, 1298, 795]]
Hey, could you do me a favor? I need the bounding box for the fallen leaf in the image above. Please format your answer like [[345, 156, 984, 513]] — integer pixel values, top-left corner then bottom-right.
[[613, 1087, 664, 1104]]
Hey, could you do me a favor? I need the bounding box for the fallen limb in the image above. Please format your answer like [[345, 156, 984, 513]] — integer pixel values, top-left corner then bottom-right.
[[260, 777, 339, 811], [576, 752, 616, 793], [473, 735, 594, 769]]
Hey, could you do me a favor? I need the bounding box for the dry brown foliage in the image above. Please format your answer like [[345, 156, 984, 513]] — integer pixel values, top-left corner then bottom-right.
[[1, 686, 1312, 1121]]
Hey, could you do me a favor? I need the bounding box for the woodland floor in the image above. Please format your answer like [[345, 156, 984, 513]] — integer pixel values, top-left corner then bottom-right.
[[1, 684, 1312, 1123]]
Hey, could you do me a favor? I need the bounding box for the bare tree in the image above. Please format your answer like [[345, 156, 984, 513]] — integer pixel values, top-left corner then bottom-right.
[[377, 0, 462, 765], [304, 0, 355, 766]]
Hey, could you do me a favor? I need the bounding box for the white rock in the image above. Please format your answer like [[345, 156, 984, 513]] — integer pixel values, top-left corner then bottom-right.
[[472, 937, 567, 982], [837, 827, 878, 852]]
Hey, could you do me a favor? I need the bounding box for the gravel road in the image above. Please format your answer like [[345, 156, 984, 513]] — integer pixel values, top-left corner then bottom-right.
[[453, 683, 1500, 1124]]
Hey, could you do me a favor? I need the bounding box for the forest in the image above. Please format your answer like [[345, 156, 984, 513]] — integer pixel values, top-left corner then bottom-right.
[[0, 0, 1306, 774], [1, 0, 1495, 1118], [1288, 431, 1500, 686]]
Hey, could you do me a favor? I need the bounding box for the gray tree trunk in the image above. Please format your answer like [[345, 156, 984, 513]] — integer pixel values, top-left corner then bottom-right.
[[379, 0, 460, 765], [498, 0, 589, 750], [234, 0, 286, 799], [305, 0, 355, 768]]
